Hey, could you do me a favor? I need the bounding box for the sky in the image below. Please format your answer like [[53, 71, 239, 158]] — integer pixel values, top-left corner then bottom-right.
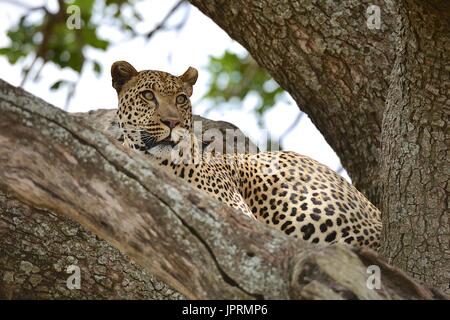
[[0, 0, 350, 180]]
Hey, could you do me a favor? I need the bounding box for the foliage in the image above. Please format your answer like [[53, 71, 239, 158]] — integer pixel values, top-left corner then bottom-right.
[[204, 51, 285, 123], [0, 0, 143, 95], [0, 0, 285, 118]]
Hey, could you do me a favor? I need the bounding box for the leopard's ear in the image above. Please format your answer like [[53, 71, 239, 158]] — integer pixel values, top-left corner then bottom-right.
[[179, 66, 198, 96], [111, 61, 138, 94]]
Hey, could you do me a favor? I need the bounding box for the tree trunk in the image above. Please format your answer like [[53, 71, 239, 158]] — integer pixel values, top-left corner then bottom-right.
[[188, 0, 449, 293], [380, 0, 450, 293], [0, 79, 446, 299]]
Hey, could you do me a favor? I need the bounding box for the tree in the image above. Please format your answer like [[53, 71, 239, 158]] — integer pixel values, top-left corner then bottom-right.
[[0, 79, 446, 299], [189, 0, 449, 293], [0, 0, 448, 297]]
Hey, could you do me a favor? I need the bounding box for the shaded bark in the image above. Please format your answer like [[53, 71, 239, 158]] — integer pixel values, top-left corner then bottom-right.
[[0, 188, 183, 299], [189, 0, 396, 205], [380, 0, 450, 293], [0, 80, 447, 299]]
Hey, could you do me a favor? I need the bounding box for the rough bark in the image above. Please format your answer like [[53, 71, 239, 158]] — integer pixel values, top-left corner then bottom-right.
[[0, 102, 254, 300], [189, 0, 396, 206], [380, 0, 450, 293], [0, 80, 447, 299], [0, 188, 183, 299], [188, 0, 449, 294]]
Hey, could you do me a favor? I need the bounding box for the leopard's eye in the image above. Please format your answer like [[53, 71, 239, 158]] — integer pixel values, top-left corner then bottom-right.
[[141, 90, 154, 101], [176, 94, 188, 104]]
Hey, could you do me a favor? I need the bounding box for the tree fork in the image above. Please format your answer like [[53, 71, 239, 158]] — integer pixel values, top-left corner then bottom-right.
[[0, 79, 446, 299]]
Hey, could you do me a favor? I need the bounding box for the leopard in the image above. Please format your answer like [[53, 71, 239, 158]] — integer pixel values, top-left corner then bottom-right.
[[111, 60, 382, 249]]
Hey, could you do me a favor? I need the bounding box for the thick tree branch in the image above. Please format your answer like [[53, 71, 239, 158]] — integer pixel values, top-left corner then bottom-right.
[[0, 79, 446, 299]]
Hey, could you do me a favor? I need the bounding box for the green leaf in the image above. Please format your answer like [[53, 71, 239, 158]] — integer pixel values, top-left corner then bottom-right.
[[203, 50, 286, 126], [72, 0, 95, 14], [93, 60, 102, 75], [50, 80, 68, 90], [82, 26, 109, 50]]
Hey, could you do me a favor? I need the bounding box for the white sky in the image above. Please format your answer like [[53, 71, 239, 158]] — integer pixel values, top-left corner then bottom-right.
[[0, 0, 350, 180]]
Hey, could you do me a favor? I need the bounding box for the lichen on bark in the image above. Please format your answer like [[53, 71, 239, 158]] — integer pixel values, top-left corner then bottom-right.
[[0, 189, 184, 299]]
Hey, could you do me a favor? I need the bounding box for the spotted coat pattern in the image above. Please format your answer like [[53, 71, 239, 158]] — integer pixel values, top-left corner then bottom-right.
[[111, 61, 382, 249]]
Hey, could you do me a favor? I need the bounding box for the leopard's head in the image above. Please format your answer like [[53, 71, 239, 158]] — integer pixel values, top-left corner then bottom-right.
[[111, 60, 198, 152]]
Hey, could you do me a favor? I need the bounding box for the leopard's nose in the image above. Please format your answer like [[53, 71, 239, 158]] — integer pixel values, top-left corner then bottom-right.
[[161, 118, 180, 129]]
